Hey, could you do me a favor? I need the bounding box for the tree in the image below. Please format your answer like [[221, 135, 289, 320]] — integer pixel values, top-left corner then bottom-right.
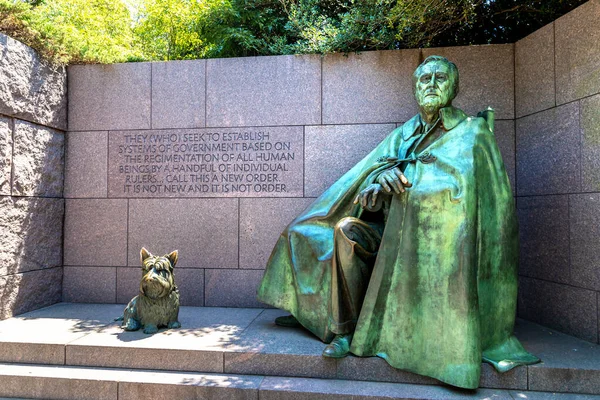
[[0, 0, 136, 64]]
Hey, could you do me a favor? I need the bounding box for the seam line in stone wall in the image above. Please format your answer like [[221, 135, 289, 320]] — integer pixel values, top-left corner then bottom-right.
[[567, 194, 573, 286], [114, 264, 118, 303], [62, 196, 319, 201], [150, 63, 153, 130], [320, 56, 323, 125], [126, 199, 130, 267], [597, 292, 599, 344], [0, 265, 63, 278], [106, 131, 110, 198], [303, 126, 306, 198], [514, 91, 600, 121], [514, 118, 518, 197], [513, 42, 517, 121], [553, 22, 557, 108], [578, 100, 583, 191], [9, 117, 14, 197], [9, 194, 64, 199], [0, 114, 66, 133], [237, 198, 241, 269], [518, 273, 600, 293], [204, 59, 208, 128], [66, 119, 517, 134], [515, 190, 600, 198]]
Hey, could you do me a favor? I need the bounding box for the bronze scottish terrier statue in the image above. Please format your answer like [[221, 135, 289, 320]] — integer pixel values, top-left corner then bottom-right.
[[117, 248, 181, 334]]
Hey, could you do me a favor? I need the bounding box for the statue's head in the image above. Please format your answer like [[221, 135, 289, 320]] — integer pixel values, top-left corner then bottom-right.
[[413, 56, 459, 115]]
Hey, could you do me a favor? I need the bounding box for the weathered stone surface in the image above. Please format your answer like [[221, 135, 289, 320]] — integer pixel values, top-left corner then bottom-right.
[[259, 376, 513, 400], [118, 370, 262, 400], [491, 120, 516, 192], [63, 199, 128, 267], [225, 309, 337, 379], [128, 198, 238, 268], [12, 120, 64, 197], [239, 198, 314, 269], [581, 93, 600, 192], [64, 131, 108, 198], [518, 277, 598, 343], [0, 363, 117, 400], [517, 196, 570, 284], [66, 307, 262, 372], [423, 44, 515, 119], [152, 60, 206, 129], [0, 117, 12, 196], [516, 102, 581, 196], [0, 34, 67, 130], [555, 0, 600, 104], [117, 267, 204, 306], [336, 357, 526, 389], [570, 193, 600, 291], [206, 55, 321, 127], [63, 266, 116, 303], [515, 23, 555, 117], [0, 197, 63, 276], [0, 267, 62, 320], [515, 318, 600, 393], [205, 269, 264, 308], [68, 63, 151, 131], [322, 50, 420, 124], [0, 302, 121, 364], [305, 124, 394, 197], [108, 127, 303, 198]]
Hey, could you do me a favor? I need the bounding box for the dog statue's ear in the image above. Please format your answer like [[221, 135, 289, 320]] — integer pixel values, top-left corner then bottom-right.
[[140, 247, 153, 263], [167, 250, 178, 267]]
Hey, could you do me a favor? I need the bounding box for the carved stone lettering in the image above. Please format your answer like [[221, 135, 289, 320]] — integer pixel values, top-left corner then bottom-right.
[[108, 126, 303, 197]]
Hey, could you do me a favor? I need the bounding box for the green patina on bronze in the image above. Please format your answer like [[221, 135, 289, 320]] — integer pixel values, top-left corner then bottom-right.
[[257, 55, 539, 389], [117, 248, 181, 334]]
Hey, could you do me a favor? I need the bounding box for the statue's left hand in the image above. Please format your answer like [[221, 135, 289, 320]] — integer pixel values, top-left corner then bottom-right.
[[354, 183, 383, 210], [377, 167, 411, 194]]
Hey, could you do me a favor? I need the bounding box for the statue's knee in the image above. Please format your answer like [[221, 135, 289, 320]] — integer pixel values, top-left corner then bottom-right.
[[335, 217, 359, 235]]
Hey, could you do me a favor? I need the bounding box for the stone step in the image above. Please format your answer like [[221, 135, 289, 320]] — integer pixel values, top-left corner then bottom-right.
[[2, 363, 600, 400], [0, 303, 599, 395]]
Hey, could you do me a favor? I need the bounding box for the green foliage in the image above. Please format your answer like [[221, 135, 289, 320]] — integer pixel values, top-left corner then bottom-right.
[[0, 0, 135, 64], [431, 0, 588, 46], [0, 0, 591, 64], [278, 0, 481, 53]]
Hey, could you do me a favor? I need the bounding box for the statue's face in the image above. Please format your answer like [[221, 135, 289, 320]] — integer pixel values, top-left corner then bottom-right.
[[415, 61, 454, 113]]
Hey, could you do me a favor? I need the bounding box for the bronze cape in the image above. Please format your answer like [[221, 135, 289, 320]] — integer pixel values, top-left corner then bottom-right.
[[257, 106, 539, 389]]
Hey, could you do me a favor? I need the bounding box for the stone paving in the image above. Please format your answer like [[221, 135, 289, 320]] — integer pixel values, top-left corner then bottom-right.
[[0, 303, 598, 399]]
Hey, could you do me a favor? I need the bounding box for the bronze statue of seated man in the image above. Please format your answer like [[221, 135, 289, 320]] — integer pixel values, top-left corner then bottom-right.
[[257, 55, 539, 389]]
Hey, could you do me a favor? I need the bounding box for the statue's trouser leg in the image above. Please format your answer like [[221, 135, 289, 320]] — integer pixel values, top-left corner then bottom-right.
[[329, 217, 382, 336]]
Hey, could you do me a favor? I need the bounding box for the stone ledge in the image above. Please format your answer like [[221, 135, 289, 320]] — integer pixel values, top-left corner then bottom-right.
[[2, 364, 600, 400], [0, 303, 598, 395]]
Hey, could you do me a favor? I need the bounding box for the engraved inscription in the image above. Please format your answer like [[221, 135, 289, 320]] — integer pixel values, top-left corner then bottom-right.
[[108, 127, 303, 197]]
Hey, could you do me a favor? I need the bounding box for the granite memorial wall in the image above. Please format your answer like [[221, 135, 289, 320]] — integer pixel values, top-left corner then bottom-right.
[[59, 0, 599, 344], [514, 0, 600, 344], [63, 46, 518, 309], [0, 33, 66, 319]]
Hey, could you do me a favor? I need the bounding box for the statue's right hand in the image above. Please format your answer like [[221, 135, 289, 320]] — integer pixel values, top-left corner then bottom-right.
[[377, 167, 411, 194], [354, 183, 383, 209]]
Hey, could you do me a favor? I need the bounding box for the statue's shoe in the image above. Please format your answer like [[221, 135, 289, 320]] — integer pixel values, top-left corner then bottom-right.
[[274, 314, 301, 327], [322, 334, 352, 358]]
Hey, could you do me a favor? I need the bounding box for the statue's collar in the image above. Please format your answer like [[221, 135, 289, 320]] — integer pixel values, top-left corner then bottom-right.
[[402, 106, 467, 140]]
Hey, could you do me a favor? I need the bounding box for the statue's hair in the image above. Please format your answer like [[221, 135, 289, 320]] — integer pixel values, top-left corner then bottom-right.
[[413, 55, 459, 100]]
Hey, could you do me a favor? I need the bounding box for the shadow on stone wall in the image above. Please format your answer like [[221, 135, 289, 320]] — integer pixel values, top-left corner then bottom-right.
[[0, 33, 66, 319]]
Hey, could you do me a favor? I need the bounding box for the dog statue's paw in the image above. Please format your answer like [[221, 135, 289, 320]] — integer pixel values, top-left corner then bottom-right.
[[124, 318, 141, 331], [168, 321, 181, 329], [143, 324, 159, 334]]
